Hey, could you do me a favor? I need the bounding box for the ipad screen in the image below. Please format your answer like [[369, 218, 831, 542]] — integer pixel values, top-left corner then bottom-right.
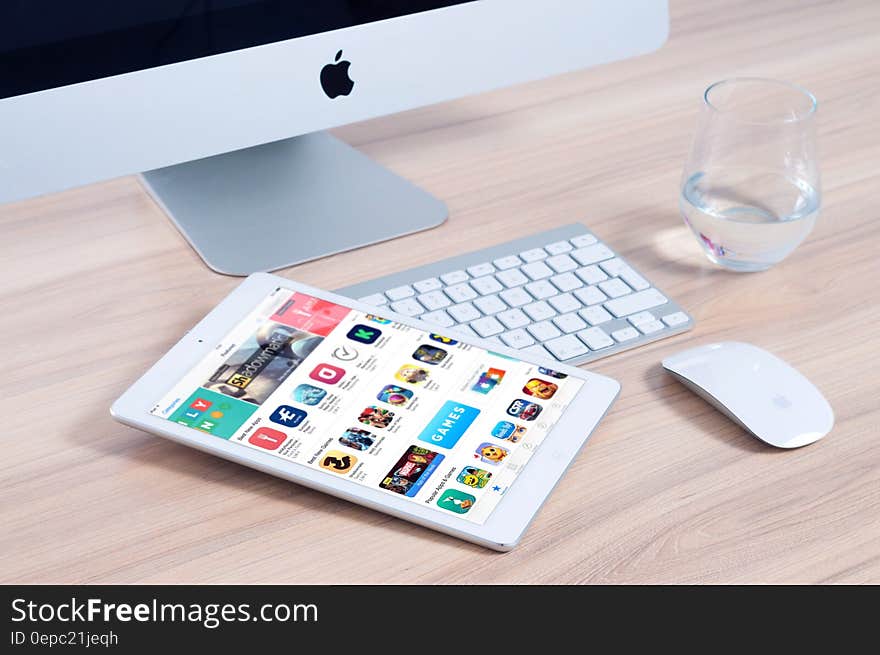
[[151, 287, 585, 523]]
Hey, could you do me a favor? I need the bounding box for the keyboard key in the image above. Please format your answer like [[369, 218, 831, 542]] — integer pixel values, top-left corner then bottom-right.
[[612, 326, 639, 342], [637, 319, 665, 335], [545, 240, 574, 255], [575, 265, 608, 285], [525, 279, 557, 299], [448, 302, 481, 323], [501, 329, 535, 349], [521, 261, 554, 280], [471, 316, 505, 337], [496, 268, 529, 288], [544, 334, 590, 361], [550, 272, 583, 292], [662, 311, 690, 327], [523, 301, 556, 322], [413, 277, 442, 293], [600, 258, 649, 291], [574, 285, 607, 306], [440, 270, 469, 285], [418, 290, 451, 311], [422, 309, 455, 328], [605, 288, 668, 318], [499, 287, 532, 307], [445, 283, 478, 303], [570, 233, 598, 248], [470, 276, 503, 295], [553, 312, 587, 334], [390, 298, 424, 316], [599, 278, 632, 298], [546, 254, 578, 273], [521, 343, 552, 359], [627, 311, 655, 326], [548, 292, 581, 314], [572, 244, 614, 266], [528, 320, 563, 341], [386, 285, 415, 301], [497, 308, 530, 329], [520, 247, 548, 262], [358, 293, 387, 306], [578, 305, 613, 326], [493, 254, 522, 270], [455, 324, 479, 339], [467, 262, 496, 277], [473, 294, 507, 315], [577, 326, 614, 350]]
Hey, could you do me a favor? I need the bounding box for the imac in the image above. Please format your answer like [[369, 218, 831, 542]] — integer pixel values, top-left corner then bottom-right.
[[0, 1, 669, 275]]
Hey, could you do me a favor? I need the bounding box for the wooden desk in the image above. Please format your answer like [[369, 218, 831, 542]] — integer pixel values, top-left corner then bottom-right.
[[2, 0, 878, 584]]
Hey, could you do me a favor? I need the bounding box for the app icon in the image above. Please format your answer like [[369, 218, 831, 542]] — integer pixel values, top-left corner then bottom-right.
[[395, 364, 430, 385], [506, 398, 543, 421], [269, 405, 307, 428], [365, 314, 391, 325], [379, 445, 444, 497], [437, 489, 476, 514], [332, 345, 358, 361], [309, 363, 345, 384], [523, 378, 559, 399], [538, 366, 568, 379], [347, 324, 381, 344], [457, 466, 493, 489], [171, 388, 257, 439], [471, 367, 506, 394], [319, 450, 357, 474], [248, 426, 287, 451], [189, 397, 212, 411], [429, 334, 458, 345], [475, 442, 510, 465], [292, 383, 327, 406], [413, 344, 448, 365], [339, 427, 375, 451], [358, 406, 395, 429], [377, 385, 413, 406], [491, 420, 527, 442]]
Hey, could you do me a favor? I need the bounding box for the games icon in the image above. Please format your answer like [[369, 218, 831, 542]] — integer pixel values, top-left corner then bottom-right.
[[429, 334, 457, 345], [365, 314, 391, 324], [377, 385, 413, 406], [437, 489, 476, 514], [523, 378, 558, 400], [457, 466, 493, 489], [491, 420, 527, 442], [338, 427, 375, 451], [379, 445, 445, 497], [319, 450, 357, 474], [506, 398, 543, 421], [358, 406, 395, 429], [412, 344, 448, 365], [395, 364, 430, 385], [475, 442, 510, 465], [292, 383, 327, 406], [538, 366, 568, 379]]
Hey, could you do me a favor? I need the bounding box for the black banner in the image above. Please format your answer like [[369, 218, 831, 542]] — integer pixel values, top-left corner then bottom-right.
[[1, 585, 867, 651]]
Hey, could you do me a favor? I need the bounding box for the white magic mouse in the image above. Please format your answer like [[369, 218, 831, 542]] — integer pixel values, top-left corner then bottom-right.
[[662, 342, 834, 448]]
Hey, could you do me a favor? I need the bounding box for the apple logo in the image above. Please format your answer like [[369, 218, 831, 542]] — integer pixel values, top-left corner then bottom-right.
[[320, 50, 354, 99]]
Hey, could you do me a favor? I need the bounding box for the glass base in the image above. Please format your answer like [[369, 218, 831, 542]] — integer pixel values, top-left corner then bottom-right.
[[704, 251, 775, 272]]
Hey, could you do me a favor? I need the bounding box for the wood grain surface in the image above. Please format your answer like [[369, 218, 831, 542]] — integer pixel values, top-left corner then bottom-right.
[[2, 0, 878, 583]]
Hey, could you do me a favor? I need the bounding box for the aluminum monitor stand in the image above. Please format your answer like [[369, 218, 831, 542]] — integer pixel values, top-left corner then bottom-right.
[[140, 131, 447, 275]]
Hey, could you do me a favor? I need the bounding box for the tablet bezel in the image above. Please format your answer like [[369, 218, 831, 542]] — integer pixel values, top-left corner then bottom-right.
[[111, 273, 620, 550]]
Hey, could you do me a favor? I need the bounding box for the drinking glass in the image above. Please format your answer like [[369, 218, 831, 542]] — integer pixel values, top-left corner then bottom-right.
[[679, 78, 820, 271]]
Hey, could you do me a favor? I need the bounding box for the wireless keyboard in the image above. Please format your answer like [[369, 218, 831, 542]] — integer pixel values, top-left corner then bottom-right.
[[337, 224, 693, 365]]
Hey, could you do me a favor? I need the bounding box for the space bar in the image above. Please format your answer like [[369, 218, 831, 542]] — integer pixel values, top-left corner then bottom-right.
[[604, 289, 668, 317]]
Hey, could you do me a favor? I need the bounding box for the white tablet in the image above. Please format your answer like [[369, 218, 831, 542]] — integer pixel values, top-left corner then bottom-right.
[[111, 273, 619, 550]]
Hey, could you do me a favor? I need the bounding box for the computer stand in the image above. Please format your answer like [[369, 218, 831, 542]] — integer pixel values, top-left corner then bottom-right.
[[140, 131, 447, 276]]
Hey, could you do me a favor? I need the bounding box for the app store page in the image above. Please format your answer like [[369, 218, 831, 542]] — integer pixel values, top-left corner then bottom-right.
[[151, 287, 585, 523]]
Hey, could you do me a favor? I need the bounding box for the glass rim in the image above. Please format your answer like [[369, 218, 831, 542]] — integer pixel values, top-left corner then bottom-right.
[[703, 77, 818, 125]]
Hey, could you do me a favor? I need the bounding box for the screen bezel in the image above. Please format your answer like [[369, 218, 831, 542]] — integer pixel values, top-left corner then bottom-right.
[[111, 273, 620, 550]]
